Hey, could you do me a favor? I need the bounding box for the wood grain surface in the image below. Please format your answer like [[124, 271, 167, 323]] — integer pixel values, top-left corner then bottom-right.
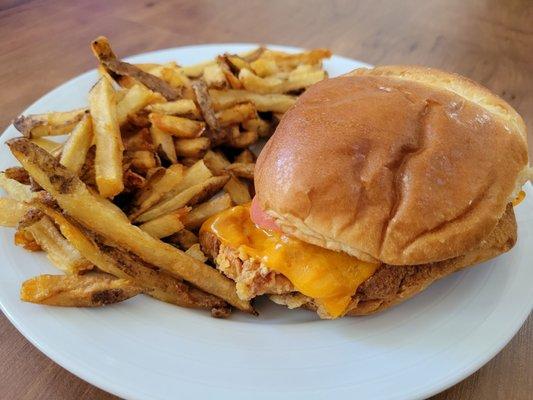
[[0, 0, 531, 399]]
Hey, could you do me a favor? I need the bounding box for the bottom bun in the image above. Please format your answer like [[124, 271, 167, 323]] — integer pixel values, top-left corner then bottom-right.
[[271, 204, 517, 317]]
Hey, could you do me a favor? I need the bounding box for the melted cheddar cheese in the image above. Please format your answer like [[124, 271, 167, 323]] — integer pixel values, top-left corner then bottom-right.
[[201, 205, 379, 318], [512, 190, 525, 206]]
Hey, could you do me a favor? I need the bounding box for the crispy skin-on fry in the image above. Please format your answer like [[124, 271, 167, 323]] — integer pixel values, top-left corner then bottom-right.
[[228, 128, 259, 148], [37, 203, 227, 312], [209, 89, 296, 113], [150, 125, 178, 164], [0, 198, 30, 227], [191, 81, 218, 130], [185, 243, 207, 262], [123, 170, 146, 192], [148, 63, 189, 89], [116, 84, 163, 125], [149, 113, 205, 138], [235, 149, 255, 164], [224, 54, 250, 72], [217, 57, 243, 89], [122, 127, 154, 152], [26, 216, 93, 274], [15, 228, 41, 251], [130, 164, 184, 219], [129, 150, 157, 173], [4, 167, 30, 185], [224, 176, 251, 205], [260, 48, 331, 69], [203, 150, 230, 175], [146, 99, 200, 119], [239, 67, 326, 94], [136, 175, 229, 223], [242, 117, 271, 138], [89, 78, 124, 198], [182, 193, 232, 229], [91, 36, 181, 101], [29, 138, 63, 155], [60, 114, 93, 174], [225, 162, 255, 179], [20, 274, 140, 307], [139, 208, 187, 238], [0, 172, 34, 201], [250, 58, 279, 77], [8, 139, 252, 312], [174, 137, 211, 158], [14, 108, 88, 138], [203, 64, 228, 89], [166, 229, 199, 250], [182, 60, 217, 78], [216, 102, 256, 127]]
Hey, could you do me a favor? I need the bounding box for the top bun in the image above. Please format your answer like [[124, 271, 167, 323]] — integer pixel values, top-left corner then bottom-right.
[[255, 65, 529, 265]]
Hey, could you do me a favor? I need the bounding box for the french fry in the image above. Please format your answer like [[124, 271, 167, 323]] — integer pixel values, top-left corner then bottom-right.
[[135, 63, 161, 72], [182, 59, 217, 78], [250, 58, 279, 77], [139, 208, 187, 238], [260, 48, 331, 69], [13, 108, 88, 138], [14, 228, 41, 251], [4, 167, 30, 185], [217, 57, 242, 89], [135, 175, 229, 223], [148, 63, 189, 89], [122, 128, 153, 152], [216, 102, 256, 127], [89, 77, 124, 198], [239, 68, 325, 94], [130, 150, 157, 173], [203, 64, 228, 89], [150, 125, 178, 164], [209, 89, 296, 113], [20, 274, 141, 307], [91, 36, 181, 101], [242, 117, 272, 138], [8, 139, 253, 312], [225, 162, 255, 179], [182, 193, 232, 229], [174, 137, 211, 158], [191, 80, 221, 133], [223, 54, 250, 73], [185, 243, 207, 262], [29, 138, 63, 155], [130, 164, 184, 219], [116, 84, 164, 125], [123, 170, 146, 192], [203, 150, 231, 175], [37, 202, 227, 311], [25, 215, 93, 274], [224, 177, 251, 205], [166, 229, 199, 250], [0, 198, 30, 227], [60, 113, 93, 174], [234, 149, 255, 164], [0, 172, 34, 201], [149, 113, 205, 138], [146, 99, 200, 119], [228, 128, 259, 148]]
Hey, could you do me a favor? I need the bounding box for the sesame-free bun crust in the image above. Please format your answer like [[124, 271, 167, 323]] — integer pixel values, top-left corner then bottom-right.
[[255, 66, 528, 265]]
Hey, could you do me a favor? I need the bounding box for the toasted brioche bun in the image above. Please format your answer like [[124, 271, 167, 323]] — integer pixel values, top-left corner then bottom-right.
[[255, 66, 528, 265]]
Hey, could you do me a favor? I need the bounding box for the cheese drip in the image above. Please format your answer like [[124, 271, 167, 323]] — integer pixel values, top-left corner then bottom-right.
[[202, 205, 379, 318]]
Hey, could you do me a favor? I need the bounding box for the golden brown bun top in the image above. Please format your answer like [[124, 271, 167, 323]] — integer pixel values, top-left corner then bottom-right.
[[255, 65, 528, 265]]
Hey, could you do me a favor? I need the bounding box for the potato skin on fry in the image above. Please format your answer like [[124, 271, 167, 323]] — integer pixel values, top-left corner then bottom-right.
[[20, 274, 141, 307]]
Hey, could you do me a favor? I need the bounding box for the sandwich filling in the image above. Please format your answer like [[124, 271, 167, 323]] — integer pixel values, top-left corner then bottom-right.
[[201, 203, 379, 318]]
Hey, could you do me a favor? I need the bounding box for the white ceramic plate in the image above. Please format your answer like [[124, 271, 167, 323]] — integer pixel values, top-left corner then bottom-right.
[[0, 44, 531, 400]]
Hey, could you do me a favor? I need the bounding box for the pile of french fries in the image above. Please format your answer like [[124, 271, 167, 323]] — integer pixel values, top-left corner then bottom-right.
[[0, 36, 331, 317]]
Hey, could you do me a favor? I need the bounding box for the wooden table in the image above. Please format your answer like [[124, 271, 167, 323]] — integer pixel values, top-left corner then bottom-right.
[[0, 0, 531, 399]]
